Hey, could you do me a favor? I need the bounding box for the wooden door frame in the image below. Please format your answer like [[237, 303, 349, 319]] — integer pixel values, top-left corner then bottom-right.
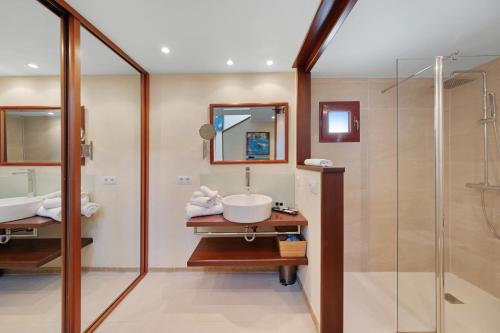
[[293, 1, 357, 333], [34, 1, 150, 332]]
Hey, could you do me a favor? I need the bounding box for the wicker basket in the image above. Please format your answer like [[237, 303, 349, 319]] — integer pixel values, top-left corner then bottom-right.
[[277, 235, 307, 258]]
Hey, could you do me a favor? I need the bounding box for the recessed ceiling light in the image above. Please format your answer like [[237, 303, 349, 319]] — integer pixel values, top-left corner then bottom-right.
[[271, 115, 276, 119], [266, 59, 274, 66], [48, 112, 55, 116], [27, 63, 39, 69], [161, 46, 170, 54], [226, 59, 234, 66]]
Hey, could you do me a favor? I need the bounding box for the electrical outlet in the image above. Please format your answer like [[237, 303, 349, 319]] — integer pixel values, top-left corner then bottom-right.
[[103, 176, 117, 185], [177, 176, 192, 185]]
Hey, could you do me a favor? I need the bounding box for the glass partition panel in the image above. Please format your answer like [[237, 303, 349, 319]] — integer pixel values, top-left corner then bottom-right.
[[397, 58, 437, 332], [0, 1, 62, 332], [79, 27, 141, 330]]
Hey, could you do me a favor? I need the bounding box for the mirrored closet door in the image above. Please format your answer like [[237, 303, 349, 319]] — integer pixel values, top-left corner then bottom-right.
[[79, 26, 142, 331], [0, 1, 63, 332]]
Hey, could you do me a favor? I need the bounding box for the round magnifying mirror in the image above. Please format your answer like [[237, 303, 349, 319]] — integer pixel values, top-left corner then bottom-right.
[[199, 124, 216, 140], [199, 124, 216, 159]]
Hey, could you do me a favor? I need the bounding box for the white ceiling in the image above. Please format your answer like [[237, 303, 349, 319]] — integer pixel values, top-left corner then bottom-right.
[[65, 0, 320, 74], [0, 0, 138, 76], [313, 0, 500, 77]]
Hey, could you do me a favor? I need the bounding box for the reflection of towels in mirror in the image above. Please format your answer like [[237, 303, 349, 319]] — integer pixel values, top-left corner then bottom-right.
[[37, 190, 99, 221]]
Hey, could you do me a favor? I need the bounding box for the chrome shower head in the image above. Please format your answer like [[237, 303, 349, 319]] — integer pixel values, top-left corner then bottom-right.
[[443, 70, 486, 89]]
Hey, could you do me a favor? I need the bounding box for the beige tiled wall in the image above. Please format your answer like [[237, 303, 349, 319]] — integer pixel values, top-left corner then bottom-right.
[[311, 77, 436, 272], [447, 57, 500, 298]]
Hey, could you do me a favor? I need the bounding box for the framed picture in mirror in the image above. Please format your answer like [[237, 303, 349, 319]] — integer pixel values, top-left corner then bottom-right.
[[209, 103, 289, 164]]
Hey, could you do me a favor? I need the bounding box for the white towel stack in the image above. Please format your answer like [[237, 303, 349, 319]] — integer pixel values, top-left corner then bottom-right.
[[36, 191, 99, 222], [304, 158, 334, 167], [186, 185, 223, 218]]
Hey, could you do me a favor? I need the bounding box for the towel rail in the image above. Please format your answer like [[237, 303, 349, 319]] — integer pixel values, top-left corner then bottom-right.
[[193, 225, 301, 238]]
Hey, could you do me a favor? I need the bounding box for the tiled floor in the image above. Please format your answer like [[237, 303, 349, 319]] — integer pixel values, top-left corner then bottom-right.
[[0, 271, 138, 332], [96, 272, 317, 333], [1, 271, 499, 332]]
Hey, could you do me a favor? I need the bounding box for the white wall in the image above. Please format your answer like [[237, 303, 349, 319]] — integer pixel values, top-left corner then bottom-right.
[[149, 72, 296, 268], [295, 169, 322, 321]]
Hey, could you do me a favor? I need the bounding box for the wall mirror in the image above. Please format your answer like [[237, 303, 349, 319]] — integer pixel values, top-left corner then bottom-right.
[[210, 103, 288, 164], [0, 106, 86, 165], [1, 107, 61, 163]]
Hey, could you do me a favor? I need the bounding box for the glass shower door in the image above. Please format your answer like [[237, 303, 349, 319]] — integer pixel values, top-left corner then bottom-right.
[[396, 58, 438, 333]]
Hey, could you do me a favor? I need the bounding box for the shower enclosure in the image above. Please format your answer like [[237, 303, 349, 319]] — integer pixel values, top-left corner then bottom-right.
[[396, 54, 500, 333]]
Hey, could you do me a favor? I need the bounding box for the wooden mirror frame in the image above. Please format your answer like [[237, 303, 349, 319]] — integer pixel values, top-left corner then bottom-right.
[[0, 105, 85, 166], [209, 103, 289, 165]]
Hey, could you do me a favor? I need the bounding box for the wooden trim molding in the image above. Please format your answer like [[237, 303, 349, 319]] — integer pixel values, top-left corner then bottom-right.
[[293, 0, 358, 72], [209, 103, 289, 165], [296, 70, 311, 165], [63, 14, 82, 333], [320, 168, 344, 333]]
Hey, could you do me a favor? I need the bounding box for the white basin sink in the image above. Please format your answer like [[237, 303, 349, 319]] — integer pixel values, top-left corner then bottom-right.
[[0, 197, 43, 223], [222, 194, 272, 223]]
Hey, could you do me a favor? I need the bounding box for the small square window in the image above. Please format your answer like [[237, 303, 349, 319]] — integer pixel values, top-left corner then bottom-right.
[[319, 101, 360, 142], [328, 111, 350, 133]]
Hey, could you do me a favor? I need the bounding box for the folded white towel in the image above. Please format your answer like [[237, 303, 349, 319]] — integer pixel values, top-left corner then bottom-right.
[[200, 185, 218, 198], [37, 195, 98, 221], [43, 197, 62, 209], [36, 206, 62, 222], [189, 196, 220, 208], [42, 194, 89, 209], [192, 191, 204, 197], [186, 203, 223, 218], [304, 158, 333, 167], [82, 203, 99, 218]]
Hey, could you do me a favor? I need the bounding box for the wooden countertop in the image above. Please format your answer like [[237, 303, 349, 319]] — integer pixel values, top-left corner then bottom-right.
[[0, 216, 56, 229], [186, 211, 308, 228]]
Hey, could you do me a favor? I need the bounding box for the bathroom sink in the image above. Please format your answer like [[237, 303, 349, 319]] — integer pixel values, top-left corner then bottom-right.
[[222, 194, 272, 223], [0, 197, 43, 223]]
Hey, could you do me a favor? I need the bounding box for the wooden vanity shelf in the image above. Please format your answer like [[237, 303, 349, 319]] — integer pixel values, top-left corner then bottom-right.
[[0, 216, 56, 229], [186, 211, 308, 227], [0, 238, 93, 269], [188, 237, 308, 267], [187, 212, 308, 268]]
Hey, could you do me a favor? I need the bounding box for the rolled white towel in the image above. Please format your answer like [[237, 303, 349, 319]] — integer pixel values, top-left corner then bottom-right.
[[304, 158, 333, 167], [189, 196, 219, 208], [192, 191, 204, 198], [200, 185, 218, 198], [82, 203, 99, 218], [36, 206, 62, 222], [186, 203, 223, 218]]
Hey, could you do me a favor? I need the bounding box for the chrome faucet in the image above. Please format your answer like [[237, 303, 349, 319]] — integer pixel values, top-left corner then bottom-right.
[[11, 169, 36, 197], [245, 167, 250, 193]]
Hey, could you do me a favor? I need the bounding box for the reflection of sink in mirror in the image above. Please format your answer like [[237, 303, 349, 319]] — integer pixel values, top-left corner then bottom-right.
[[222, 194, 272, 223], [0, 196, 43, 223]]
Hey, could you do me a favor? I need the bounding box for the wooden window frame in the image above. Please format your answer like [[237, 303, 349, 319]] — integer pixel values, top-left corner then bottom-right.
[[319, 101, 360, 143]]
